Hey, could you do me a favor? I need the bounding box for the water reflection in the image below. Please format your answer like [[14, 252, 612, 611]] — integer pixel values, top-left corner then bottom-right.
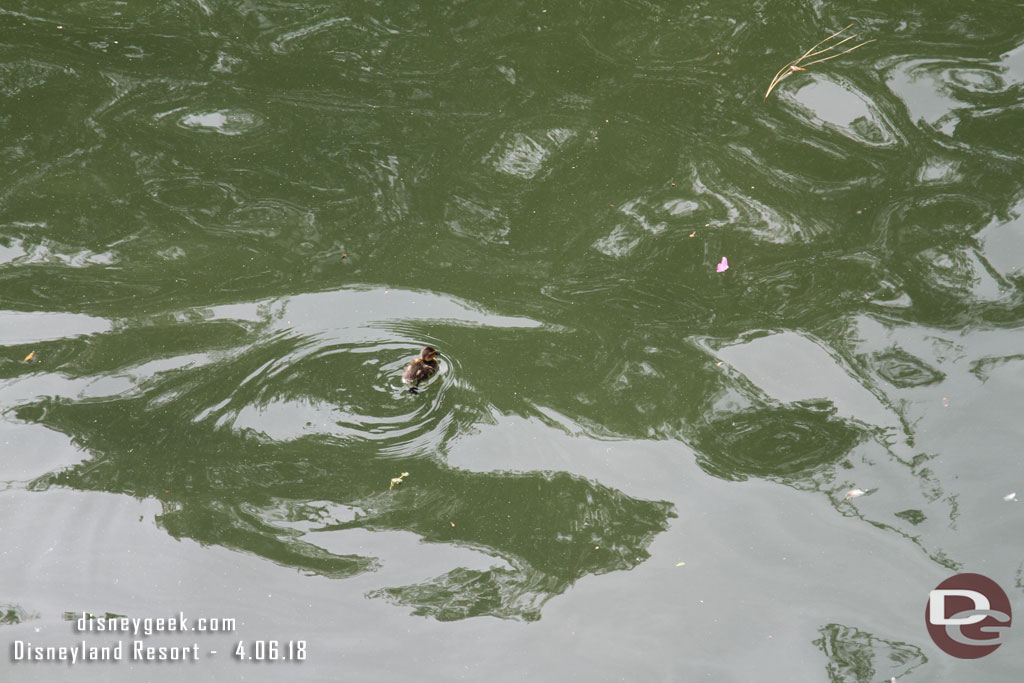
[[2, 0, 1024, 661], [870, 348, 945, 388], [785, 75, 904, 148], [0, 603, 36, 626], [357, 469, 672, 621], [692, 403, 862, 483], [11, 286, 674, 620], [814, 623, 926, 682]]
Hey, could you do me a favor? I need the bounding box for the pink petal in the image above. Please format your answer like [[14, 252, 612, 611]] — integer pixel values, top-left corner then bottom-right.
[[716, 256, 729, 273]]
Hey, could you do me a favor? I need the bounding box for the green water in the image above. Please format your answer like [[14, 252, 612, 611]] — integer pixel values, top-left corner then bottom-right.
[[2, 1, 1024, 681]]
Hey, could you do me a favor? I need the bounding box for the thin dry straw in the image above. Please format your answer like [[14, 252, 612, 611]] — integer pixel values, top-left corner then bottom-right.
[[764, 24, 876, 100]]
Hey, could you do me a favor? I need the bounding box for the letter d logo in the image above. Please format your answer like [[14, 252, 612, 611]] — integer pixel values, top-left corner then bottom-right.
[[926, 573, 1011, 659], [928, 589, 989, 625]]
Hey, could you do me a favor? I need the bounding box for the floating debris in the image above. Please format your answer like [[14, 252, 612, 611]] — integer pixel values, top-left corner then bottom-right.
[[23, 351, 35, 362], [1003, 492, 1018, 502], [716, 256, 729, 273], [844, 488, 866, 500], [675, 561, 686, 567], [764, 24, 876, 100], [389, 471, 410, 491]]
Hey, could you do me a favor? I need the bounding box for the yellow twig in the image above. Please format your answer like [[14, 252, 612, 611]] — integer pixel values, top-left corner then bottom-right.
[[802, 39, 876, 68], [764, 24, 874, 100]]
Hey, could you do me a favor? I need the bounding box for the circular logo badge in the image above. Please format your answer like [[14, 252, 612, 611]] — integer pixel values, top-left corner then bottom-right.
[[925, 573, 1012, 658]]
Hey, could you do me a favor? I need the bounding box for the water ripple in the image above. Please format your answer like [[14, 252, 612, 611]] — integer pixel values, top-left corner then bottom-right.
[[781, 75, 904, 148], [886, 54, 1024, 154], [486, 128, 579, 180], [178, 109, 265, 136], [229, 340, 457, 458]]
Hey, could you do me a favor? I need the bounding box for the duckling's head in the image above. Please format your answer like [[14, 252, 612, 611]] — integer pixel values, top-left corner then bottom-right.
[[419, 346, 438, 361]]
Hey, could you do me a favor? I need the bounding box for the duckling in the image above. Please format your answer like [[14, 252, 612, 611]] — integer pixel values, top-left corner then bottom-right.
[[402, 346, 439, 393]]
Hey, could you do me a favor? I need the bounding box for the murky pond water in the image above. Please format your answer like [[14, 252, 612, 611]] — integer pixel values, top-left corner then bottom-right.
[[2, 1, 1023, 680]]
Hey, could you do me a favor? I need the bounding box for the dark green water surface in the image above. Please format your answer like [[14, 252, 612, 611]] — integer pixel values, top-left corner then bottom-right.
[[2, 1, 1024, 680]]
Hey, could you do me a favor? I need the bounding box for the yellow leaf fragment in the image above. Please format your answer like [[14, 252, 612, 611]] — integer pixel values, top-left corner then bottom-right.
[[389, 471, 410, 491]]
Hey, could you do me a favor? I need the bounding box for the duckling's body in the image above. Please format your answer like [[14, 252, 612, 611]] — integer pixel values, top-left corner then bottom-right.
[[403, 347, 439, 392]]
